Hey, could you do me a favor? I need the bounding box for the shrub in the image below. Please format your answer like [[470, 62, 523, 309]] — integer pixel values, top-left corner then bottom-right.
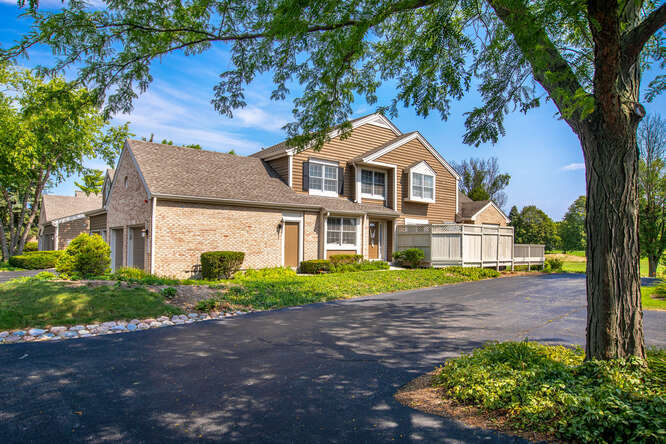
[[112, 267, 180, 285], [545, 257, 563, 272], [8, 250, 63, 269], [393, 248, 425, 268], [200, 251, 245, 279], [195, 298, 219, 311], [329, 254, 363, 266], [443, 266, 500, 280], [56, 233, 110, 277], [236, 267, 297, 280], [33, 271, 57, 280], [160, 287, 177, 299], [433, 341, 665, 443], [24, 241, 38, 252], [331, 260, 390, 273], [300, 259, 331, 274]]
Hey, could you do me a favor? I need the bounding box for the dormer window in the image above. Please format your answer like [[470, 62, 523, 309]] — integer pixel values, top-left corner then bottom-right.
[[407, 161, 436, 203]]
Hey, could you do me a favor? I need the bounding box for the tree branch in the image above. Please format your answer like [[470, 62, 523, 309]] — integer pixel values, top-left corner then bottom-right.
[[621, 2, 666, 69], [487, 0, 586, 131]]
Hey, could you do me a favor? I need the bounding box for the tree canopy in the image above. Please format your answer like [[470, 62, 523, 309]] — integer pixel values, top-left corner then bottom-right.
[[559, 196, 587, 252], [75, 169, 105, 196], [509, 204, 559, 251], [0, 64, 128, 258], [454, 157, 510, 208]]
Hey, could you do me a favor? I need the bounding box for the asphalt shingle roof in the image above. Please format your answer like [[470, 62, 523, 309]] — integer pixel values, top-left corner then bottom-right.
[[41, 194, 103, 223], [127, 140, 399, 217]]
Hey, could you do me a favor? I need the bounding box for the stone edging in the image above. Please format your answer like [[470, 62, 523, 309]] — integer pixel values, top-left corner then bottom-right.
[[0, 311, 249, 345]]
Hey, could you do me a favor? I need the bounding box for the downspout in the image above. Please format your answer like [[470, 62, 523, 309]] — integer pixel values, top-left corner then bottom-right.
[[54, 222, 59, 250], [319, 208, 327, 259], [150, 197, 156, 274]]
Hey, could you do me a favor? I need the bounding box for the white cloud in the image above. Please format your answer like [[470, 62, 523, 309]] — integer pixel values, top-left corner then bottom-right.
[[561, 163, 585, 171]]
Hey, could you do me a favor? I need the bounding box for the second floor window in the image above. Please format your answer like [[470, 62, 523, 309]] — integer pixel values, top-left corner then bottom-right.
[[412, 172, 434, 201], [309, 162, 338, 196], [361, 170, 386, 199]]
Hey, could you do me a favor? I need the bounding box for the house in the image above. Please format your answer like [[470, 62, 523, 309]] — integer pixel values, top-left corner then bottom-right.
[[101, 113, 509, 278], [38, 192, 103, 250]]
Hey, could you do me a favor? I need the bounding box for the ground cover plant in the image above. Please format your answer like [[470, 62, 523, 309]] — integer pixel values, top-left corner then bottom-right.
[[443, 266, 500, 280], [433, 341, 665, 443], [0, 262, 26, 272], [0, 277, 181, 330]]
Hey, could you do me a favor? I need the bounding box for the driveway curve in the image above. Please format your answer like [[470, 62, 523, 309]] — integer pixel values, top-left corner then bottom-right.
[[1, 274, 664, 443]]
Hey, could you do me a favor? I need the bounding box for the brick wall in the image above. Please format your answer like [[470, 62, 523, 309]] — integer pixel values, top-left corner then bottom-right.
[[153, 200, 324, 278], [106, 148, 153, 270], [57, 217, 89, 250]]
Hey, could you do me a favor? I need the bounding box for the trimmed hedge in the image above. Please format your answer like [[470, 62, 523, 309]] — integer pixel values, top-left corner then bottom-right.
[[8, 250, 63, 269], [300, 259, 331, 274], [393, 248, 425, 268], [201, 251, 245, 279], [24, 241, 38, 252], [329, 254, 363, 266], [56, 233, 111, 277], [331, 260, 389, 273]]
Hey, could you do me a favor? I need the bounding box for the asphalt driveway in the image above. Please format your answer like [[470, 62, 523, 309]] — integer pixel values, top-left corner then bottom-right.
[[1, 274, 664, 443]]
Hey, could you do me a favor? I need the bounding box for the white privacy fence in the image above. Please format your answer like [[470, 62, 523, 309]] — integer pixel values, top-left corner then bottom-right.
[[395, 224, 545, 269]]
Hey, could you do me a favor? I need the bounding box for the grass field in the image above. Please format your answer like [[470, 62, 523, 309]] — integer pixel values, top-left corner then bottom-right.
[[547, 251, 665, 277], [641, 285, 666, 310], [0, 279, 182, 330]]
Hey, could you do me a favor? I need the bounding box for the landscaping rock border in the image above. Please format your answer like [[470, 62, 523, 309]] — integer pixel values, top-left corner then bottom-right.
[[0, 310, 250, 345]]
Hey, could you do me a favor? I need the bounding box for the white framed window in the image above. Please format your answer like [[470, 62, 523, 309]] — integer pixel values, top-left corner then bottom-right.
[[361, 169, 386, 199], [326, 217, 358, 248], [412, 172, 434, 200], [309, 160, 338, 197]]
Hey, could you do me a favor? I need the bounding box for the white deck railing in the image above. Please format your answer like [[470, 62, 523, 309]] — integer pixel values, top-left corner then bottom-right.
[[395, 224, 545, 269]]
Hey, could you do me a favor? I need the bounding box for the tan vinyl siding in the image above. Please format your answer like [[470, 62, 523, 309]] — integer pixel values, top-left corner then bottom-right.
[[362, 197, 387, 207], [266, 156, 290, 185], [292, 124, 398, 198], [376, 138, 458, 223]]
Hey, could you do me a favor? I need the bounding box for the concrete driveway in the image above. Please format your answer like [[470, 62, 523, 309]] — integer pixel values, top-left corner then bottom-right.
[[0, 274, 664, 443]]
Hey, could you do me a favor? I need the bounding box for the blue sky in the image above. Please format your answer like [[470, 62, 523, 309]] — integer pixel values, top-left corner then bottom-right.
[[1, 1, 664, 220]]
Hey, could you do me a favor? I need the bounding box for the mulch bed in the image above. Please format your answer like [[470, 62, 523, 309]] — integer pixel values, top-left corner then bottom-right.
[[394, 371, 560, 444]]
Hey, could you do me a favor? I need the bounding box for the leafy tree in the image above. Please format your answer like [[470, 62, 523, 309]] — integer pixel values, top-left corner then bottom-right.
[[559, 196, 587, 253], [510, 205, 559, 251], [454, 157, 510, 208], [75, 169, 104, 196], [8, 1, 666, 360], [637, 114, 666, 277], [0, 64, 127, 259], [140, 135, 202, 149]]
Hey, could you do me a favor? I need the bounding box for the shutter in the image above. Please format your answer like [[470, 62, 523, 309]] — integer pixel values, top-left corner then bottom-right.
[[302, 161, 309, 191], [338, 166, 344, 195]]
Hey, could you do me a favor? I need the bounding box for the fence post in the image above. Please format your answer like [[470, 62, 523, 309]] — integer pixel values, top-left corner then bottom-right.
[[480, 226, 484, 268], [460, 224, 465, 267], [496, 228, 500, 271], [527, 244, 531, 271]]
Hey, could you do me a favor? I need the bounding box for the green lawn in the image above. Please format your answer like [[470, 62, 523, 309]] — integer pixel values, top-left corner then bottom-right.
[[220, 268, 474, 311], [0, 262, 26, 272], [0, 279, 182, 330], [558, 256, 665, 277], [641, 286, 666, 310]]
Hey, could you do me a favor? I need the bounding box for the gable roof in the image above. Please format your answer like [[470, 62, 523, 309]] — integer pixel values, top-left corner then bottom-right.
[[125, 140, 398, 217], [41, 194, 102, 223], [458, 198, 510, 223], [250, 113, 402, 159], [357, 131, 461, 180]]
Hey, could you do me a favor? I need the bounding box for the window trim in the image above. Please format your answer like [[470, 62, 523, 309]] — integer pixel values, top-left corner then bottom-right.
[[325, 216, 359, 250], [308, 158, 339, 197], [407, 161, 437, 203], [360, 168, 387, 200]]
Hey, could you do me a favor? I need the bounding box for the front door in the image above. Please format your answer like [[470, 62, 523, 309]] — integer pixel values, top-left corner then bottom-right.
[[368, 221, 381, 259], [131, 227, 145, 270], [284, 221, 299, 268]]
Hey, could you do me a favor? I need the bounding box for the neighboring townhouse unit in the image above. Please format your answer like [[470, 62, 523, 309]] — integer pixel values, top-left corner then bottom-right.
[[97, 113, 510, 278], [38, 192, 103, 250]]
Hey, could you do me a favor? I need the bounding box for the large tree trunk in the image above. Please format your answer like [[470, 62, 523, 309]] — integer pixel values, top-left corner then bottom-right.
[[580, 116, 646, 361], [648, 256, 658, 278]]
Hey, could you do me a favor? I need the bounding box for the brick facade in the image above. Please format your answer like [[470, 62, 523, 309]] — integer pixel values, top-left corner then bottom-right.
[[473, 204, 508, 226], [55, 217, 89, 250], [106, 149, 153, 271]]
